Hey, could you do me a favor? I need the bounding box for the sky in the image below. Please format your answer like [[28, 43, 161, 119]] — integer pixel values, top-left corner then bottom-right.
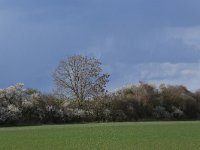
[[1, 0, 200, 92]]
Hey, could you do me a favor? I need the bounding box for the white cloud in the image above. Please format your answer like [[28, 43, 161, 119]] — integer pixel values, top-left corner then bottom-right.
[[166, 26, 200, 50], [108, 62, 200, 91]]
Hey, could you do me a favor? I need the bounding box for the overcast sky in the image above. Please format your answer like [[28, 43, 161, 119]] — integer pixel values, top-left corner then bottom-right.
[[1, 0, 200, 92]]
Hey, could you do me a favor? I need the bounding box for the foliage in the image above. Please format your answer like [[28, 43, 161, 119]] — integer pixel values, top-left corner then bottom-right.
[[1, 82, 200, 125]]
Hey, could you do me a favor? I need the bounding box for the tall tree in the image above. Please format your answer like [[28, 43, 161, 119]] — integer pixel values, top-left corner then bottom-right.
[[53, 55, 109, 106]]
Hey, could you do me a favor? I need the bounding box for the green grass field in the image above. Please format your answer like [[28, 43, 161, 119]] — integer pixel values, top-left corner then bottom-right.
[[0, 121, 200, 150]]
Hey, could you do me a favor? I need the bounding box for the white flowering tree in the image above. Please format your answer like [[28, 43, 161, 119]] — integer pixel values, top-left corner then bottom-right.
[[0, 83, 39, 124]]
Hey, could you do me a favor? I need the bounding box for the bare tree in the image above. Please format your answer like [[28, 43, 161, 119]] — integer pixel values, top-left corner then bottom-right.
[[53, 55, 109, 106]]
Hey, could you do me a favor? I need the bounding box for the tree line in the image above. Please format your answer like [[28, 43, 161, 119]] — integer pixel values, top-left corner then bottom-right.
[[0, 55, 200, 125]]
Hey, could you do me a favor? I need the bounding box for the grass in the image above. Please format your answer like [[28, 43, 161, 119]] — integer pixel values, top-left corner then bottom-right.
[[0, 121, 200, 150]]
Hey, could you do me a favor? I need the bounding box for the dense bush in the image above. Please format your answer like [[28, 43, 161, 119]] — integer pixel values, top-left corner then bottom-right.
[[1, 82, 200, 126]]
